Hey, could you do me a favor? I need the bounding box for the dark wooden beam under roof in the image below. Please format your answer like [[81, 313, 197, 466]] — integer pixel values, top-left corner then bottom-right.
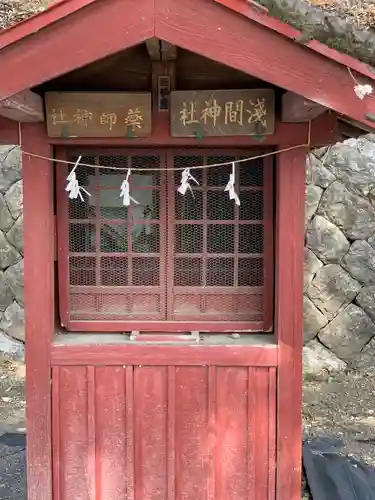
[[146, 38, 177, 61]]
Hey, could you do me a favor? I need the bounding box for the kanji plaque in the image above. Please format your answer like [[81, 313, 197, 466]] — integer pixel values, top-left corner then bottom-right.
[[45, 92, 152, 138], [170, 89, 275, 137]]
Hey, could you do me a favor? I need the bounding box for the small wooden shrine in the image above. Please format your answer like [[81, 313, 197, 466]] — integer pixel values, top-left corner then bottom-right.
[[0, 1, 374, 499]]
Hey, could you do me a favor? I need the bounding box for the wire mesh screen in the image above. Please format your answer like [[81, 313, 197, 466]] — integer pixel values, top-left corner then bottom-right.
[[67, 154, 166, 321], [63, 150, 272, 329], [170, 154, 268, 323]]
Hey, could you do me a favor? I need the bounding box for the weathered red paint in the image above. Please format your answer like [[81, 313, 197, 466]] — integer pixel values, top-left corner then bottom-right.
[[51, 343, 278, 366], [52, 365, 277, 500], [0, 116, 19, 144], [22, 123, 54, 500], [275, 147, 306, 500]]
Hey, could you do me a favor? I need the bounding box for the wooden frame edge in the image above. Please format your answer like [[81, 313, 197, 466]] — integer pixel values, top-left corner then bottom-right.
[[23, 123, 54, 500], [51, 343, 278, 366], [275, 146, 306, 500]]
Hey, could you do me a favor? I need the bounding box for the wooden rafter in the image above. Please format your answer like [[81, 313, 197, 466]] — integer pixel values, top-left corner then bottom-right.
[[281, 92, 326, 123], [0, 90, 44, 122]]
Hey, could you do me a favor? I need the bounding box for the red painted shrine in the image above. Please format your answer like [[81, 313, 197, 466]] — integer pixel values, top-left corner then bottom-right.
[[0, 1, 374, 499]]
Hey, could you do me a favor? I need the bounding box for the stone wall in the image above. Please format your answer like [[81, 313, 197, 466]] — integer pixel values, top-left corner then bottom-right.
[[304, 135, 375, 376], [0, 146, 24, 360], [2, 138, 375, 369]]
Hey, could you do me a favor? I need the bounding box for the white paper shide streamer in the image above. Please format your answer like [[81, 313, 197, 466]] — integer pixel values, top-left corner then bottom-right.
[[65, 155, 91, 201], [224, 162, 240, 206], [120, 169, 139, 206], [177, 168, 199, 196]]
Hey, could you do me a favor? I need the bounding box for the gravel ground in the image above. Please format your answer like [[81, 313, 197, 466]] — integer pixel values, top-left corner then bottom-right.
[[0, 361, 26, 500], [0, 360, 374, 500], [302, 353, 375, 499]]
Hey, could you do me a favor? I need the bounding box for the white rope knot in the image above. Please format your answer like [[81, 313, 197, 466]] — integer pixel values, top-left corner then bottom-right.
[[354, 84, 373, 100], [65, 155, 91, 201], [224, 162, 240, 206], [177, 167, 199, 196], [120, 169, 139, 206]]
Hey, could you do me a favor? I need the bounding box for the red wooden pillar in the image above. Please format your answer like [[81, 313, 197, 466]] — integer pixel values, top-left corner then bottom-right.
[[22, 123, 54, 500], [275, 147, 306, 500]]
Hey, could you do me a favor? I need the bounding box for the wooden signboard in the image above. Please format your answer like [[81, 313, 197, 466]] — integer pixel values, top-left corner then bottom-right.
[[45, 92, 152, 138], [170, 89, 275, 137]]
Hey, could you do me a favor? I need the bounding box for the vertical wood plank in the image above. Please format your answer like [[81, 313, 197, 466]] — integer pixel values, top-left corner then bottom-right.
[[87, 366, 96, 500], [125, 366, 135, 500], [268, 368, 277, 500], [275, 148, 306, 500], [207, 366, 216, 500], [175, 367, 208, 500], [263, 156, 274, 331], [52, 367, 61, 500], [167, 366, 176, 500], [95, 366, 126, 500], [253, 368, 269, 500], [134, 366, 168, 500], [23, 123, 54, 500], [59, 367, 89, 500], [55, 149, 69, 328], [216, 367, 247, 500], [95, 366, 127, 500], [247, 368, 256, 500]]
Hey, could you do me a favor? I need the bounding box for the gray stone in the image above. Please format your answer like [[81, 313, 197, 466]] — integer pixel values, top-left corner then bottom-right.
[[0, 330, 24, 362], [5, 180, 23, 220], [351, 337, 375, 374], [326, 138, 375, 197], [356, 285, 375, 322], [306, 153, 335, 188], [367, 232, 375, 249], [342, 240, 375, 285], [305, 184, 323, 224], [366, 186, 375, 207], [303, 295, 328, 343], [6, 216, 23, 255], [306, 215, 349, 263], [0, 147, 21, 194], [0, 301, 24, 342], [307, 264, 361, 320], [317, 181, 375, 240], [0, 230, 21, 270], [0, 272, 14, 312], [318, 304, 375, 360], [0, 193, 13, 232], [304, 248, 323, 290], [4, 260, 24, 307], [303, 340, 347, 376], [311, 146, 331, 160]]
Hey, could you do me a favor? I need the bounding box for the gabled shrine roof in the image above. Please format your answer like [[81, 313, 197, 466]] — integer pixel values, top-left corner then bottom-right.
[[2, 0, 375, 66]]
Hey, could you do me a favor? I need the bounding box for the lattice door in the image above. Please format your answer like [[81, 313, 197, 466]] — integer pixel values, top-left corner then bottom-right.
[[58, 149, 273, 331], [167, 152, 272, 325], [60, 153, 167, 323]]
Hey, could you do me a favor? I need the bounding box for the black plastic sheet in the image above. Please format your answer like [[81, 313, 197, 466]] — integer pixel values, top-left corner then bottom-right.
[[303, 438, 375, 500]]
